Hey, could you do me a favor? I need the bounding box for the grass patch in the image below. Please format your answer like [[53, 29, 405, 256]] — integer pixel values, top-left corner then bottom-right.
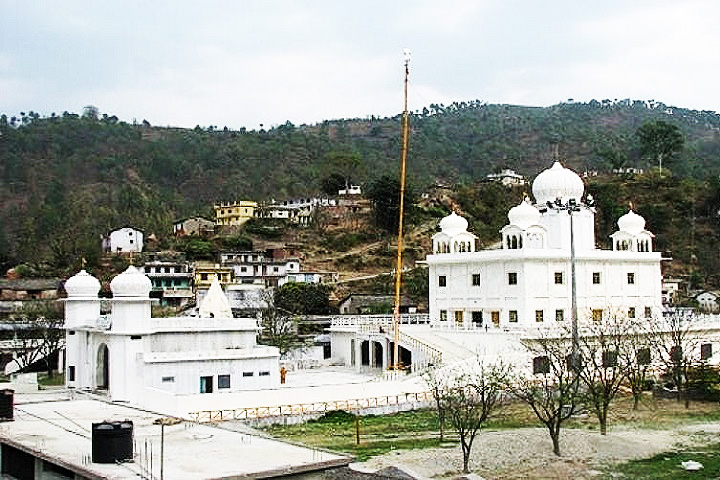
[[263, 409, 449, 459], [262, 397, 720, 461], [603, 443, 720, 479], [38, 372, 65, 387]]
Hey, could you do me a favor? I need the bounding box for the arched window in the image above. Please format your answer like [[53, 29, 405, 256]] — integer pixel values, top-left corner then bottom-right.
[[511, 236, 518, 249], [519, 236, 523, 249], [506, 236, 511, 249]]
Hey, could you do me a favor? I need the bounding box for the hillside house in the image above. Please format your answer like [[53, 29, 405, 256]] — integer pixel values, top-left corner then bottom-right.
[[102, 227, 144, 253], [214, 201, 257, 226], [193, 263, 233, 291], [143, 259, 194, 307], [220, 251, 301, 288], [485, 169, 526, 186], [0, 278, 61, 301], [173, 216, 215, 237], [338, 185, 362, 195]]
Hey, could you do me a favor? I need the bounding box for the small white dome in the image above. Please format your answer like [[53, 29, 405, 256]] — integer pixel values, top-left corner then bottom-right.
[[532, 161, 585, 205], [439, 212, 468, 235], [508, 198, 541, 230], [110, 266, 152, 298], [65, 270, 101, 298], [618, 210, 646, 234]]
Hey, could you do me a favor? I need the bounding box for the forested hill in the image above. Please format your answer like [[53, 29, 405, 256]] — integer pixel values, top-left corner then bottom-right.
[[2, 99, 720, 273]]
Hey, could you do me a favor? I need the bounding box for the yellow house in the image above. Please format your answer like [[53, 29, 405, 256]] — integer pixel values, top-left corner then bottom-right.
[[193, 262, 233, 290], [214, 201, 258, 226]]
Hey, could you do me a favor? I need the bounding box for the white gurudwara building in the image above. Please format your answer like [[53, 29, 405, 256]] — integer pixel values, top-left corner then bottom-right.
[[427, 161, 663, 328], [63, 267, 279, 412]]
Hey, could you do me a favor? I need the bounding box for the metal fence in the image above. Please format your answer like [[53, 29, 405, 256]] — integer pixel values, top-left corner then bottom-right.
[[188, 391, 434, 423]]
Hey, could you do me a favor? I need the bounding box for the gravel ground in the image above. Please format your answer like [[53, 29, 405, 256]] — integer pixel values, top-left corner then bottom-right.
[[344, 424, 720, 479]]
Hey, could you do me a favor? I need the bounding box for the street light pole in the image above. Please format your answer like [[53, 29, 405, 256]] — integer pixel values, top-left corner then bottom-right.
[[569, 207, 579, 368], [546, 197, 582, 369]]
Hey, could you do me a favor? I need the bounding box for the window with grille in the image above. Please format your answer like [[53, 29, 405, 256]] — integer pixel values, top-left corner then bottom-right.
[[508, 272, 518, 285], [554, 272, 564, 284]]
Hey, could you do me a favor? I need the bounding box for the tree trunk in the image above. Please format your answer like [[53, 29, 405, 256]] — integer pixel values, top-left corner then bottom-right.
[[549, 426, 561, 456], [462, 441, 470, 473], [551, 434, 561, 456], [599, 409, 607, 435], [633, 393, 640, 410]]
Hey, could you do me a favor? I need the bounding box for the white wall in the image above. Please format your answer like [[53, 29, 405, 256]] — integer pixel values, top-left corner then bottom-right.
[[108, 227, 143, 253]]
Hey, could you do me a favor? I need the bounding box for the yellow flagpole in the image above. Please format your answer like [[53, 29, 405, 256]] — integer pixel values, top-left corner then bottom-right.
[[392, 49, 411, 370]]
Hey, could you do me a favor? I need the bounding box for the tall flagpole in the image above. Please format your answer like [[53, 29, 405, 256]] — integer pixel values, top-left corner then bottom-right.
[[392, 49, 411, 370]]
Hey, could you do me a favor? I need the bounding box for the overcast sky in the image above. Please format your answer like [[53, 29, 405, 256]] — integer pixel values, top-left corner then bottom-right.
[[2, 1, 719, 130]]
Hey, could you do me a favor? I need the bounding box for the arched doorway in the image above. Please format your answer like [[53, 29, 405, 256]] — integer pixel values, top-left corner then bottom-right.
[[373, 342, 383, 368], [389, 343, 412, 371], [360, 340, 370, 366], [96, 344, 109, 390]]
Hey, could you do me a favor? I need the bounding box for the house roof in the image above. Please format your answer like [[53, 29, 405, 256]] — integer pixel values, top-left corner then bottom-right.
[[173, 216, 214, 225], [108, 226, 144, 234], [338, 293, 416, 307], [0, 278, 61, 291]]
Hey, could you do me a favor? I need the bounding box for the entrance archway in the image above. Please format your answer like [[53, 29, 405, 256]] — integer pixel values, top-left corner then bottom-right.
[[360, 340, 370, 366], [373, 342, 384, 368], [96, 344, 109, 390]]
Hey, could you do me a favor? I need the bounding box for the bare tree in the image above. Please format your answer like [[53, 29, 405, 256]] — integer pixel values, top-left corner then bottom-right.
[[422, 365, 447, 441], [8, 301, 64, 377], [575, 311, 636, 434], [509, 334, 582, 456], [620, 319, 654, 410], [645, 311, 702, 408], [440, 360, 511, 474]]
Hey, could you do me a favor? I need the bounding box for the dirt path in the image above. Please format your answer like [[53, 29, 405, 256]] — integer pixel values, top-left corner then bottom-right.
[[352, 423, 720, 479]]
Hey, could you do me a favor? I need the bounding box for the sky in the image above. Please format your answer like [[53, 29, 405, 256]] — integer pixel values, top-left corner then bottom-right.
[[2, 1, 720, 130]]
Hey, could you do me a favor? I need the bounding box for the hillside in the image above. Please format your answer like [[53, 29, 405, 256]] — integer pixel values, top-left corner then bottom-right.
[[2, 100, 720, 283]]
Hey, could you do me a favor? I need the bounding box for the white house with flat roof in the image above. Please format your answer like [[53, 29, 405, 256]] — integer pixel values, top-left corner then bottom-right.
[[102, 226, 143, 253]]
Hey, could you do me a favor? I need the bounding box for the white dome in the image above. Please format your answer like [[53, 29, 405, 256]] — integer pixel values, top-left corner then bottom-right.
[[508, 198, 541, 230], [618, 210, 646, 234], [532, 161, 585, 205], [110, 266, 152, 298], [439, 212, 468, 235], [65, 270, 101, 298]]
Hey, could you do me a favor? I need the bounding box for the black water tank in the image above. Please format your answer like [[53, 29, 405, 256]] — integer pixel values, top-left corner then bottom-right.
[[0, 389, 13, 421], [91, 420, 133, 463]]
